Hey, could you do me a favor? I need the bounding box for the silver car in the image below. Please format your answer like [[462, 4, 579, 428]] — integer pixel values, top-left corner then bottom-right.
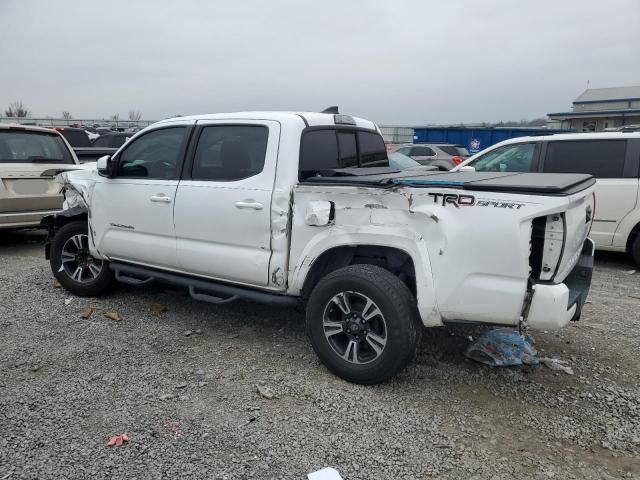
[[394, 143, 470, 170], [0, 125, 82, 230]]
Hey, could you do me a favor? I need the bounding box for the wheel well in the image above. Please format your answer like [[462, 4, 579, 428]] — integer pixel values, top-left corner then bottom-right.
[[301, 245, 416, 299], [42, 207, 88, 260], [627, 222, 640, 252]]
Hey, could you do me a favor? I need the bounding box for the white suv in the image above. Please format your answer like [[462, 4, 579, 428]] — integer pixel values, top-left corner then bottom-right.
[[455, 132, 640, 265]]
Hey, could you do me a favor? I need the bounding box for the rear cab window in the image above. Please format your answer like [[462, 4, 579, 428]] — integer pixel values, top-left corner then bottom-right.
[[299, 128, 388, 179], [0, 130, 74, 164], [542, 140, 627, 178]]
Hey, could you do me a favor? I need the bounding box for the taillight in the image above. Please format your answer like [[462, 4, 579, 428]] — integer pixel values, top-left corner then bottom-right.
[[529, 214, 565, 281], [452, 156, 463, 165]]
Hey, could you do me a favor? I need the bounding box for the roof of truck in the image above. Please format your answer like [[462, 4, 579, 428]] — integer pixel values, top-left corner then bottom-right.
[[153, 111, 378, 130]]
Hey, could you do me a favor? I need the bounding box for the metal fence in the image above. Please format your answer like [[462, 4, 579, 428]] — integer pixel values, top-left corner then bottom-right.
[[379, 126, 414, 144], [0, 117, 157, 128]]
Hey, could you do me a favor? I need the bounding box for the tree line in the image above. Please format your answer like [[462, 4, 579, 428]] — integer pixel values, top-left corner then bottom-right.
[[3, 100, 143, 122]]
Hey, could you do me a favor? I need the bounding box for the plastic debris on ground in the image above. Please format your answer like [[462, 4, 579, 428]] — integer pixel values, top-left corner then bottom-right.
[[308, 467, 344, 480], [464, 328, 575, 374], [256, 384, 276, 400], [106, 434, 129, 447], [538, 357, 574, 375], [464, 328, 538, 367]]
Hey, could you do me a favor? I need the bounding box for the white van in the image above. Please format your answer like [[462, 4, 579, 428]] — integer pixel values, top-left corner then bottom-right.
[[455, 132, 640, 265]]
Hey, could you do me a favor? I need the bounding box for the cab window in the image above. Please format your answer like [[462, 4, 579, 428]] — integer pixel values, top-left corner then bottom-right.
[[471, 143, 536, 172], [192, 125, 268, 181], [116, 127, 186, 179], [299, 129, 388, 179]]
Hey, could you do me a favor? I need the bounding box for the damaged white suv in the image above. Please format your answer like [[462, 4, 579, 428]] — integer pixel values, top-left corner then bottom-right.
[[43, 111, 596, 384]]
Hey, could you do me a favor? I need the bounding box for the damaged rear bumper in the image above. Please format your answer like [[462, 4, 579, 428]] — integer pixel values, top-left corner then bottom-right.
[[526, 238, 594, 330]]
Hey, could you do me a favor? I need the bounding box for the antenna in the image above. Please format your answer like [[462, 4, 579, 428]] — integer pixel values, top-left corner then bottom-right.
[[321, 106, 339, 114]]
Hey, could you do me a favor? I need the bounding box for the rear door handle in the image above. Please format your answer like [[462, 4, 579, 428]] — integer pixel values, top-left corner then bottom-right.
[[150, 194, 172, 203], [234, 200, 263, 210]]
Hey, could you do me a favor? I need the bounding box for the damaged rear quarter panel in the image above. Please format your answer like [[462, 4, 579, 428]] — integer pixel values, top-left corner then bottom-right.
[[288, 184, 577, 327]]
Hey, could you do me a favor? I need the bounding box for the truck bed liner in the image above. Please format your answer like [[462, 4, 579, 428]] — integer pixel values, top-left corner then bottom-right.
[[302, 170, 595, 196]]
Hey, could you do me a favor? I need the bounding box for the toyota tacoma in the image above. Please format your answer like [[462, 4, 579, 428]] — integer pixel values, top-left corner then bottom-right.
[[42, 110, 596, 384]]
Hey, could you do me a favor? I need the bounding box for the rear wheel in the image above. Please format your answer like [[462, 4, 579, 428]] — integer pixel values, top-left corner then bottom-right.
[[306, 264, 421, 385], [631, 234, 640, 267], [50, 221, 114, 296]]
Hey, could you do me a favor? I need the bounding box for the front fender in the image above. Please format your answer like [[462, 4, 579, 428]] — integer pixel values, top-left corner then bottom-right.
[[288, 225, 441, 327], [40, 206, 88, 259]]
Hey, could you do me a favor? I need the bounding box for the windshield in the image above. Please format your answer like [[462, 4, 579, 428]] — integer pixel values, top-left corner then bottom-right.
[[469, 143, 536, 172], [0, 130, 74, 164], [388, 151, 421, 169]]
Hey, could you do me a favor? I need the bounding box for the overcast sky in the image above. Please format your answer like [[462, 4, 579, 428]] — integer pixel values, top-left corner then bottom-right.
[[1, 0, 639, 125]]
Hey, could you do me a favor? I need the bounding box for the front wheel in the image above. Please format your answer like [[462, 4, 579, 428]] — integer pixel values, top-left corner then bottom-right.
[[306, 264, 422, 385], [50, 221, 114, 297]]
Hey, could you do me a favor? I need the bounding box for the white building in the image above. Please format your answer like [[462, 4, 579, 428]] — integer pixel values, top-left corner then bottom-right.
[[547, 86, 640, 131]]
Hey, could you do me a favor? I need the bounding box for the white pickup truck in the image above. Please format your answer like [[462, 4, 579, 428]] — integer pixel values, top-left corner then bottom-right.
[[43, 111, 596, 384]]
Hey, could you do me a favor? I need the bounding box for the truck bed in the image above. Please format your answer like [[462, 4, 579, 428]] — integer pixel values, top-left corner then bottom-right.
[[302, 169, 595, 196]]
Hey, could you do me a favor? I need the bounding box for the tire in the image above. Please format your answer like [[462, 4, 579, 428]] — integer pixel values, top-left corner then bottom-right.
[[50, 221, 114, 297], [306, 264, 422, 385], [631, 234, 640, 267]]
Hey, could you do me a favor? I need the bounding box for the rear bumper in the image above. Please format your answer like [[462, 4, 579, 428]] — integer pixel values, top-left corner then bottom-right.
[[527, 238, 594, 330], [0, 209, 62, 229]]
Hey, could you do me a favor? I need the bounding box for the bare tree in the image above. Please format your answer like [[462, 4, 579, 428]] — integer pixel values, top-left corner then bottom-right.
[[128, 110, 142, 122], [4, 100, 30, 118], [62, 111, 72, 120], [110, 114, 120, 126]]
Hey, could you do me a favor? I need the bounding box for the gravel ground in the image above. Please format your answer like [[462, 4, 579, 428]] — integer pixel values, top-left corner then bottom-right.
[[1, 230, 639, 479]]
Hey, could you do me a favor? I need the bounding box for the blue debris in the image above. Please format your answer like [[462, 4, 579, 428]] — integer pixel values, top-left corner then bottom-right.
[[464, 328, 538, 367]]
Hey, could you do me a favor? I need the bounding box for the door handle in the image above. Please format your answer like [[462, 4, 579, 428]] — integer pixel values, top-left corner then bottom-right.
[[234, 200, 263, 210], [150, 194, 172, 203]]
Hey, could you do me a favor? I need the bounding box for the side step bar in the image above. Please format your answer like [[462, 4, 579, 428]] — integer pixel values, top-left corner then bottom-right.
[[110, 262, 298, 307]]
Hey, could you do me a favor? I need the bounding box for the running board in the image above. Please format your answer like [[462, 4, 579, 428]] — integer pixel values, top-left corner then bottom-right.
[[109, 262, 298, 307]]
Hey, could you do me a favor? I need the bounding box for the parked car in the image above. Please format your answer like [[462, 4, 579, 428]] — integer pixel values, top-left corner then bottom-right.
[[43, 111, 595, 384], [394, 143, 470, 170], [388, 151, 434, 171], [0, 124, 82, 230], [72, 146, 118, 164], [91, 132, 134, 149], [49, 126, 92, 148], [454, 132, 640, 265]]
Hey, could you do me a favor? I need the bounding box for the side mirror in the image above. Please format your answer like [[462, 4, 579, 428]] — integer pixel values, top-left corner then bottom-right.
[[458, 165, 476, 172], [97, 155, 114, 176]]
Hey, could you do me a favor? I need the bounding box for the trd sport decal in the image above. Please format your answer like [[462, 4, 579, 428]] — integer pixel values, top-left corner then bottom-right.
[[428, 193, 475, 207], [428, 193, 526, 209]]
